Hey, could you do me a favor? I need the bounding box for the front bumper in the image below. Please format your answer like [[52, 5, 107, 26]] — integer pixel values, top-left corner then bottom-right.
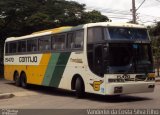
[[105, 81, 155, 95]]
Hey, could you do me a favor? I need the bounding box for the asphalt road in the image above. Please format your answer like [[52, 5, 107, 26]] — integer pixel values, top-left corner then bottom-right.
[[0, 79, 160, 115]]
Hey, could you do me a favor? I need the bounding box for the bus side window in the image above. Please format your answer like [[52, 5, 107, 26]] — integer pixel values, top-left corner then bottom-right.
[[66, 30, 84, 50], [38, 36, 51, 51], [18, 40, 26, 53], [88, 27, 103, 43], [52, 34, 65, 50], [75, 30, 84, 49], [27, 39, 38, 52], [67, 33, 74, 49], [5, 43, 9, 54], [9, 42, 17, 53]]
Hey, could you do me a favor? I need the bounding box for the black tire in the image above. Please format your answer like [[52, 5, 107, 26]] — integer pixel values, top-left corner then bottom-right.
[[75, 77, 84, 98], [14, 72, 21, 86], [20, 72, 28, 88]]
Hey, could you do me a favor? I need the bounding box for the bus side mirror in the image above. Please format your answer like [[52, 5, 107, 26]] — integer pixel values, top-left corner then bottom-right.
[[103, 46, 110, 73]]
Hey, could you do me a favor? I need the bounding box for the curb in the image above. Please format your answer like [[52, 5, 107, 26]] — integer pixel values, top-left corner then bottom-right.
[[0, 93, 14, 100]]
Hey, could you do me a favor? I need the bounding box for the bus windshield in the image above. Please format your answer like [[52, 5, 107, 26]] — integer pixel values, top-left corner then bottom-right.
[[105, 44, 153, 74], [108, 27, 149, 40]]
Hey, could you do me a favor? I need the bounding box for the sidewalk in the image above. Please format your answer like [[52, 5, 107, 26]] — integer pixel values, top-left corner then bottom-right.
[[0, 77, 14, 99], [0, 76, 4, 80]]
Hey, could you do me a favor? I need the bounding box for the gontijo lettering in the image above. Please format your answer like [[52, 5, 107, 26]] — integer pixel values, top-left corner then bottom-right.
[[19, 56, 37, 63]]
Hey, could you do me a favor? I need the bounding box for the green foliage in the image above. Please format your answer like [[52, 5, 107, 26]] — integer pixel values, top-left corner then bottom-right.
[[149, 22, 160, 36], [149, 22, 160, 64], [151, 36, 160, 58], [0, 0, 109, 39], [0, 0, 41, 37], [145, 22, 160, 71], [82, 10, 109, 23]]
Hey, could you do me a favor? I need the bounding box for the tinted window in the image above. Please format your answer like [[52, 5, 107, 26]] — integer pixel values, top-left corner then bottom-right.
[[52, 34, 65, 50], [39, 36, 51, 51], [88, 27, 103, 43], [107, 44, 152, 74], [108, 28, 132, 39], [67, 33, 74, 49], [108, 27, 149, 40], [133, 29, 148, 40], [27, 39, 38, 52], [9, 42, 17, 53], [5, 43, 9, 54], [74, 30, 84, 49], [18, 40, 26, 52]]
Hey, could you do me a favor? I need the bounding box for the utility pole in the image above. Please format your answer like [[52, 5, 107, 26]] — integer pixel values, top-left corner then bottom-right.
[[132, 0, 136, 23]]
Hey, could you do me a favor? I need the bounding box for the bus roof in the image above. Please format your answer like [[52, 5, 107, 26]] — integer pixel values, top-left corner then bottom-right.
[[5, 22, 146, 42], [86, 22, 146, 28]]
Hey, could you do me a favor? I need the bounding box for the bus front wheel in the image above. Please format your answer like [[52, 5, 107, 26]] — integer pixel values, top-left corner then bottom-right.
[[20, 72, 28, 88], [75, 77, 84, 98]]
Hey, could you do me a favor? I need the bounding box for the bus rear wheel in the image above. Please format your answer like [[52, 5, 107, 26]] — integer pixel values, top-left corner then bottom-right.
[[14, 72, 20, 86], [75, 77, 85, 98], [20, 72, 28, 88]]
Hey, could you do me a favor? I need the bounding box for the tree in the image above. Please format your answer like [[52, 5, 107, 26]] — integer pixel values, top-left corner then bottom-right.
[[149, 21, 160, 76], [149, 22, 160, 36], [0, 0, 110, 71], [149, 22, 160, 58], [0, 0, 42, 37], [0, 0, 109, 38], [82, 10, 110, 23]]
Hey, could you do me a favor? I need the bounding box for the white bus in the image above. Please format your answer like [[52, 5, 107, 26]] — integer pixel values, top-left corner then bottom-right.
[[4, 22, 155, 98]]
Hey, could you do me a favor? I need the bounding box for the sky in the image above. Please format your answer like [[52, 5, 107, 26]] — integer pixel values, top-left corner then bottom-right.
[[68, 0, 160, 25]]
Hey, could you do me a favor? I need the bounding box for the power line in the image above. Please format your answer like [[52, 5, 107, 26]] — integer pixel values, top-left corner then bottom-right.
[[86, 6, 131, 13], [141, 0, 160, 8], [101, 11, 130, 15], [132, 0, 147, 23], [87, 7, 132, 17], [139, 14, 160, 19], [136, 0, 146, 11], [137, 19, 158, 23], [85, 1, 160, 24], [88, 8, 160, 24], [107, 16, 131, 20], [155, 0, 160, 3]]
